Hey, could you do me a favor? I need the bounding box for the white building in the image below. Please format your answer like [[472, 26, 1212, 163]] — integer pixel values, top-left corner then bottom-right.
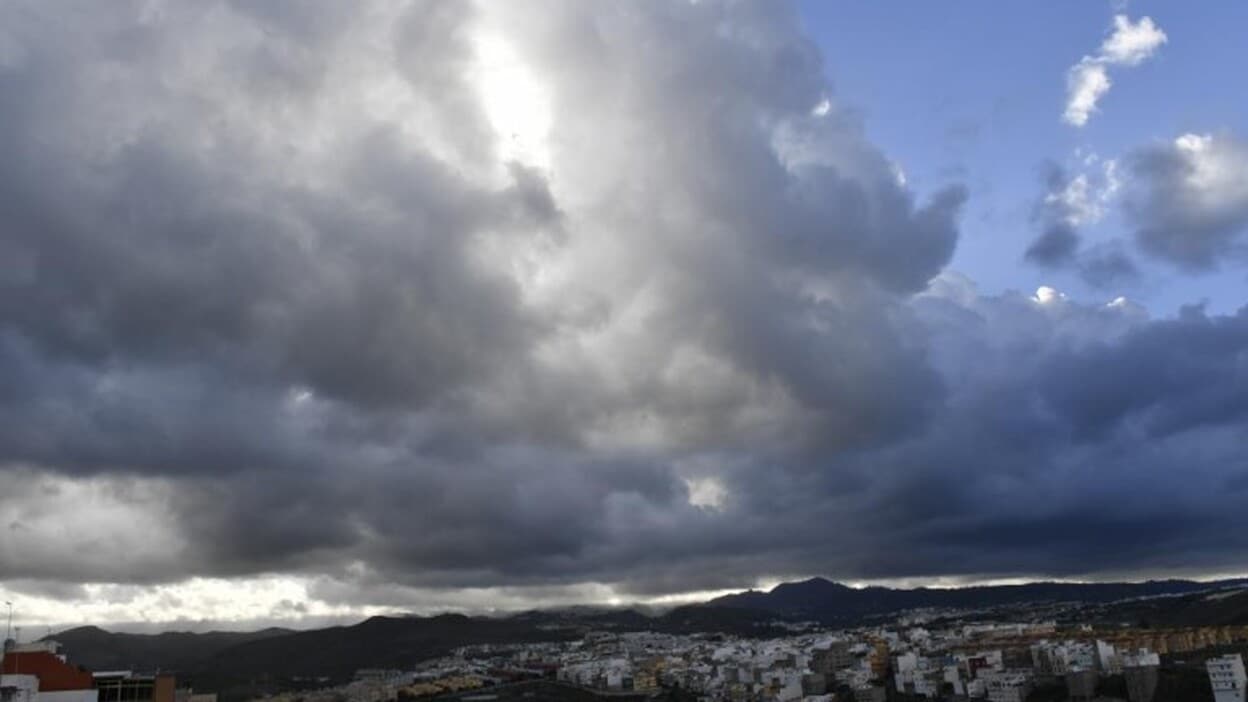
[[982, 671, 1033, 702], [0, 676, 95, 702], [0, 674, 39, 702], [1119, 649, 1160, 668], [1096, 640, 1121, 674], [1031, 640, 1097, 674], [942, 665, 966, 697], [1208, 654, 1247, 702]]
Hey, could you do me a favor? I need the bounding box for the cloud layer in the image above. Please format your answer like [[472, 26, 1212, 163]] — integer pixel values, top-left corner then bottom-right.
[[0, 0, 1246, 626]]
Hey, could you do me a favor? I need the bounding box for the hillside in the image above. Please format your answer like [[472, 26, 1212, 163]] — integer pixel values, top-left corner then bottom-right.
[[707, 576, 1248, 623], [46, 605, 779, 687], [49, 625, 293, 672], [204, 606, 783, 678], [202, 614, 570, 680], [1093, 587, 1248, 628]]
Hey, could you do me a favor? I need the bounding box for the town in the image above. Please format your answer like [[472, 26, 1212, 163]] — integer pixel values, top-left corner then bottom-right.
[[4, 611, 1246, 702]]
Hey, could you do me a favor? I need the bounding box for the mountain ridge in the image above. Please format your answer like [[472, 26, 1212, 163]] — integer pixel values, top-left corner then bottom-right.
[[44, 625, 295, 672], [708, 576, 1248, 622]]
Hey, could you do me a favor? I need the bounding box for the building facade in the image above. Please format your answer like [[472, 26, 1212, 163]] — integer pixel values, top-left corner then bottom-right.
[[1208, 654, 1247, 702]]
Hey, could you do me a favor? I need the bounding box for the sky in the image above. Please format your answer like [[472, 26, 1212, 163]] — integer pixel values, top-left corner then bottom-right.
[[0, 0, 1247, 634]]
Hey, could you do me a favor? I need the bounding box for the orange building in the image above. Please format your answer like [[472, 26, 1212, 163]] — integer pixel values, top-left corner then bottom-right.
[[1, 651, 95, 692]]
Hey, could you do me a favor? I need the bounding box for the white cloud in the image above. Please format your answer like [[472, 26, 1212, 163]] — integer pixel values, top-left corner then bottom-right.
[[1100, 15, 1167, 66], [1064, 59, 1111, 128], [1048, 173, 1095, 224], [1170, 133, 1248, 207], [1063, 15, 1167, 127], [1045, 157, 1121, 226]]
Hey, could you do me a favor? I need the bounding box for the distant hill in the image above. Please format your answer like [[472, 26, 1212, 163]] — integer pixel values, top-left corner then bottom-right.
[[1094, 587, 1248, 628], [202, 613, 569, 680], [707, 576, 1248, 623], [45, 606, 780, 689], [204, 605, 783, 679], [49, 625, 292, 672]]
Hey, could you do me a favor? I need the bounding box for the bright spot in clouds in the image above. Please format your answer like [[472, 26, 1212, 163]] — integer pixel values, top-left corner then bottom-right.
[[685, 477, 727, 511], [473, 33, 553, 171], [1032, 286, 1067, 305]]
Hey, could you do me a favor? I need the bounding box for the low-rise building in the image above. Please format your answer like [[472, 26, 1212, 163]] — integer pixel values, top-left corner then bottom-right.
[[982, 670, 1032, 702]]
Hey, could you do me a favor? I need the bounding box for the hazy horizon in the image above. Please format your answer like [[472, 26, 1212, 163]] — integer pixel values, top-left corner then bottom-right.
[[14, 571, 1248, 636]]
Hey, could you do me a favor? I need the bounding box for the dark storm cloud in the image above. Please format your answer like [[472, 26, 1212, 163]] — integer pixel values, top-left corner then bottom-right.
[[1123, 133, 1248, 269], [1077, 242, 1138, 289], [0, 0, 1246, 615], [1038, 305, 1248, 440], [831, 285, 1248, 580], [1023, 163, 1084, 268], [1025, 223, 1079, 267]]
